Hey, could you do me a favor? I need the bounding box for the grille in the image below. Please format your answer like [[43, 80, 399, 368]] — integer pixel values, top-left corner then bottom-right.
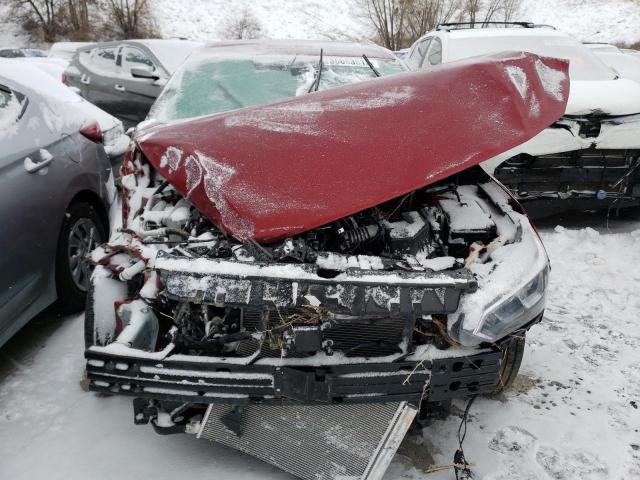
[[324, 317, 406, 357], [198, 402, 416, 480]]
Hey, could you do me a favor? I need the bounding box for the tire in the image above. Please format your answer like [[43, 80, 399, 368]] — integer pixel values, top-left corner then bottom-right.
[[56, 202, 107, 313], [494, 332, 526, 394]]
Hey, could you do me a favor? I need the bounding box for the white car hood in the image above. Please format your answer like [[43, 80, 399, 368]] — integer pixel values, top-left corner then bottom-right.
[[567, 78, 640, 116]]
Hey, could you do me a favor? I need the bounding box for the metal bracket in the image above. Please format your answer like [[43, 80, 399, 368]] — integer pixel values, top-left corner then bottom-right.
[[274, 367, 333, 402]]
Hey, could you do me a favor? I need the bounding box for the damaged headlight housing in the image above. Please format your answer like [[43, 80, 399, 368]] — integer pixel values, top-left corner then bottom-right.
[[453, 218, 550, 346], [472, 266, 548, 343]]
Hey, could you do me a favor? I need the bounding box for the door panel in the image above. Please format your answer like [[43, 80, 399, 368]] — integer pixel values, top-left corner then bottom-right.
[[119, 46, 164, 126], [0, 88, 75, 336], [86, 45, 126, 118]]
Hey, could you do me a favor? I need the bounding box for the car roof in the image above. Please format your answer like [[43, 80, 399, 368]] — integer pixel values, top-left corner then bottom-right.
[[0, 60, 79, 101], [198, 39, 397, 60], [75, 39, 205, 73], [583, 43, 621, 53], [50, 41, 93, 51], [444, 27, 570, 40], [0, 59, 119, 130]]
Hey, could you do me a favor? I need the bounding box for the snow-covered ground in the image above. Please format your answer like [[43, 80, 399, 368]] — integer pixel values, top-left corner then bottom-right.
[[154, 0, 640, 46], [2, 0, 640, 48], [1, 214, 639, 480], [521, 0, 640, 45]]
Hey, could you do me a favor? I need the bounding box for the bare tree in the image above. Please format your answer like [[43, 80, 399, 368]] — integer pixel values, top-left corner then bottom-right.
[[221, 8, 263, 40], [461, 0, 502, 25], [362, 0, 407, 51], [404, 0, 460, 41], [12, 0, 62, 42], [482, 0, 501, 23], [500, 0, 522, 22], [361, 0, 463, 50], [65, 0, 92, 39], [463, 0, 480, 23], [106, 0, 157, 38]]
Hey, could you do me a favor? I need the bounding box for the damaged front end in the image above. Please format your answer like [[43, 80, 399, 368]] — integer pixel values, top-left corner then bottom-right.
[[483, 82, 640, 217], [85, 52, 565, 480]]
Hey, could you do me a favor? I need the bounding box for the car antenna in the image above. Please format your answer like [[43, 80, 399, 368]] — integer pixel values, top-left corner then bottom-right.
[[308, 48, 324, 93], [362, 54, 381, 77]]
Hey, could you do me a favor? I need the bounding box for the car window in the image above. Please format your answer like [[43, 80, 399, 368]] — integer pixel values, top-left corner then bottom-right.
[[149, 54, 407, 122], [90, 46, 120, 74], [426, 38, 442, 66], [122, 46, 157, 74], [407, 38, 431, 69], [0, 49, 25, 58], [0, 84, 28, 130]]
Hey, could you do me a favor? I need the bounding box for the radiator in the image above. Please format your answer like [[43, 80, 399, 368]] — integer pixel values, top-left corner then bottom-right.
[[197, 401, 417, 480]]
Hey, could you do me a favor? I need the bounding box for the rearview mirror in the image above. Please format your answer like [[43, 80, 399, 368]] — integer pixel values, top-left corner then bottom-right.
[[131, 67, 159, 80]]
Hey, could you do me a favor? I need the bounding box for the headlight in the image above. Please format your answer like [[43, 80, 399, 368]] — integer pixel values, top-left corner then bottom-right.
[[471, 266, 547, 343], [452, 216, 549, 346]]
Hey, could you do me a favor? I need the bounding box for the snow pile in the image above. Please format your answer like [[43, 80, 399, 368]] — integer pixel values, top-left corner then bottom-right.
[[152, 0, 370, 43]]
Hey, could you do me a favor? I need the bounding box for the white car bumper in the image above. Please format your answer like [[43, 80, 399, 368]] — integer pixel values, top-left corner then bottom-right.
[[482, 114, 640, 174]]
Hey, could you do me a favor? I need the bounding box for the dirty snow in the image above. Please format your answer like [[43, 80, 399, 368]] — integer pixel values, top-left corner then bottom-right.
[[2, 215, 639, 479]]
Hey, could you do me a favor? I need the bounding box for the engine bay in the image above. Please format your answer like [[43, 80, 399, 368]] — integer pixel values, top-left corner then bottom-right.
[[91, 156, 528, 364]]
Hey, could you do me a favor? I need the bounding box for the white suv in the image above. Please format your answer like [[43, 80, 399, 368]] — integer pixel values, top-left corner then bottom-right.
[[407, 23, 640, 217]]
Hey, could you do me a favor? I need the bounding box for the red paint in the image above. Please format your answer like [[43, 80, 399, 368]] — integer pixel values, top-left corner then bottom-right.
[[136, 52, 569, 242], [79, 122, 103, 144]]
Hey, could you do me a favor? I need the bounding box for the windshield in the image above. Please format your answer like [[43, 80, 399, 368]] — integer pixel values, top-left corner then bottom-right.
[[148, 53, 406, 122], [448, 34, 616, 81]]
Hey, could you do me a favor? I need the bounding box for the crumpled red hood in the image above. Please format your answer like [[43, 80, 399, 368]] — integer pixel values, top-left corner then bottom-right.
[[137, 51, 569, 242]]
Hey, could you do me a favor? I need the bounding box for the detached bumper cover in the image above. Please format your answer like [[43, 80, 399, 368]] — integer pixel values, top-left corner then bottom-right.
[[85, 348, 502, 405]]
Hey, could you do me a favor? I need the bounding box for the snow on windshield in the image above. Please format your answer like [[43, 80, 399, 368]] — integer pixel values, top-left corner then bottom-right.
[[448, 34, 615, 81], [148, 54, 406, 122], [143, 40, 204, 73]]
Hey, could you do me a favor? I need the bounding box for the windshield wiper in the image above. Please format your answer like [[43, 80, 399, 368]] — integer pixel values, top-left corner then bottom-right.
[[308, 48, 324, 93], [362, 54, 381, 77]]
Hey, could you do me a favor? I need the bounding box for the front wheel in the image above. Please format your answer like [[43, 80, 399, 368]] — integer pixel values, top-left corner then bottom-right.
[[55, 202, 106, 313], [494, 332, 526, 394]]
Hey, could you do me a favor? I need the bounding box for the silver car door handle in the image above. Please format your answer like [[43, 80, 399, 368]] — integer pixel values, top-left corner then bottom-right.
[[24, 155, 54, 174], [80, 74, 91, 85], [114, 84, 125, 91]]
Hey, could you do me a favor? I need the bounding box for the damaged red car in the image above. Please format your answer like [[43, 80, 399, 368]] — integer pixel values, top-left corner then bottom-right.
[[85, 41, 569, 480]]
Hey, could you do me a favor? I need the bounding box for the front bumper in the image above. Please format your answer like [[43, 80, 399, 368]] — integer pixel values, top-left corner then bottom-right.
[[482, 114, 640, 174], [85, 347, 502, 405]]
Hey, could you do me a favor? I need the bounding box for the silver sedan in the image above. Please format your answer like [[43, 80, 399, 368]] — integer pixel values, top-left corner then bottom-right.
[[0, 62, 115, 347]]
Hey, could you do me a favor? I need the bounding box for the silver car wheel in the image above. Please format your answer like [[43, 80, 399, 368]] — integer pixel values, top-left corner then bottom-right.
[[67, 218, 100, 292]]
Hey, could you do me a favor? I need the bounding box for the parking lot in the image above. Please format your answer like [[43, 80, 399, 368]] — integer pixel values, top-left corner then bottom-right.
[[2, 212, 638, 480], [3, 1, 640, 479]]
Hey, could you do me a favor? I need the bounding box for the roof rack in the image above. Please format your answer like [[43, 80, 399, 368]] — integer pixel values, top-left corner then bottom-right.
[[436, 21, 555, 31]]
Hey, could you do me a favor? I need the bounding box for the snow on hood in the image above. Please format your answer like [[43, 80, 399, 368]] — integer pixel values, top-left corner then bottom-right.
[[566, 78, 640, 116], [136, 51, 569, 242]]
